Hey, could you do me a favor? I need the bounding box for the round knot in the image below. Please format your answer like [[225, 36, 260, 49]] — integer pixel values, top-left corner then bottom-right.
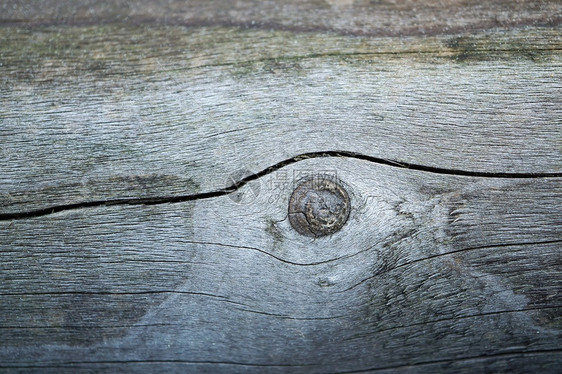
[[288, 177, 350, 237]]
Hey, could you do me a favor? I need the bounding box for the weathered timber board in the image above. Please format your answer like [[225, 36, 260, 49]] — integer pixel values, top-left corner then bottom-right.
[[1, 25, 561, 215], [1, 0, 561, 35], [1, 158, 561, 372], [1, 0, 561, 372]]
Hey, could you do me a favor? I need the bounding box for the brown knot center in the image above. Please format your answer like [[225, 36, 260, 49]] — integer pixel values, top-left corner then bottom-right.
[[288, 177, 350, 237]]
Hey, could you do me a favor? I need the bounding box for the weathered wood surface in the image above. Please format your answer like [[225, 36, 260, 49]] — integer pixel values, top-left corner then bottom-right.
[[1, 1, 561, 372], [1, 3, 562, 216]]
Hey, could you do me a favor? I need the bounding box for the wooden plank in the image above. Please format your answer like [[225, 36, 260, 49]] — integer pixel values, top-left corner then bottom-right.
[[1, 22, 561, 215], [1, 0, 561, 35], [1, 158, 560, 372], [1, 0, 561, 372]]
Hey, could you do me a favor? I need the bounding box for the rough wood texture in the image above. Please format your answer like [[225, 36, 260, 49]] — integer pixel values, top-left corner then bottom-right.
[[1, 1, 561, 372]]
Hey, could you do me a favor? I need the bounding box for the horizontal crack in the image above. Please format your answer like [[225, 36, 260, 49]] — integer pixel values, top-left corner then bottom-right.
[[345, 305, 562, 340], [233, 307, 346, 321], [183, 240, 375, 267], [0, 290, 230, 298], [0, 360, 317, 369], [151, 46, 562, 75], [338, 349, 562, 374], [1, 150, 560, 221], [2, 349, 560, 370]]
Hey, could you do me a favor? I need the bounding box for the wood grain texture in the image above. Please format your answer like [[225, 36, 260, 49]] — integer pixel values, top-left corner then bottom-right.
[[1, 0, 561, 372], [1, 0, 561, 35], [1, 23, 561, 214], [1, 158, 561, 372]]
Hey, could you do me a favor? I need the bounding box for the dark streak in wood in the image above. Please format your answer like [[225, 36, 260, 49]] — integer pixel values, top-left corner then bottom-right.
[[1, 151, 560, 220]]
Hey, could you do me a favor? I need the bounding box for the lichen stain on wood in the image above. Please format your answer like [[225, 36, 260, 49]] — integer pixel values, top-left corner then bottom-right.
[[1, 24, 559, 82], [445, 34, 558, 62]]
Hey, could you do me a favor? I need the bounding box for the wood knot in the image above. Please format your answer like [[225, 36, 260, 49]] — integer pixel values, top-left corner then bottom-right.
[[288, 177, 350, 237]]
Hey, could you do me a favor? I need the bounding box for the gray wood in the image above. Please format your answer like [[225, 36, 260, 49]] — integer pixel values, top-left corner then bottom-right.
[[1, 158, 561, 372], [1, 0, 561, 372], [1, 23, 561, 215], [1, 0, 561, 36]]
